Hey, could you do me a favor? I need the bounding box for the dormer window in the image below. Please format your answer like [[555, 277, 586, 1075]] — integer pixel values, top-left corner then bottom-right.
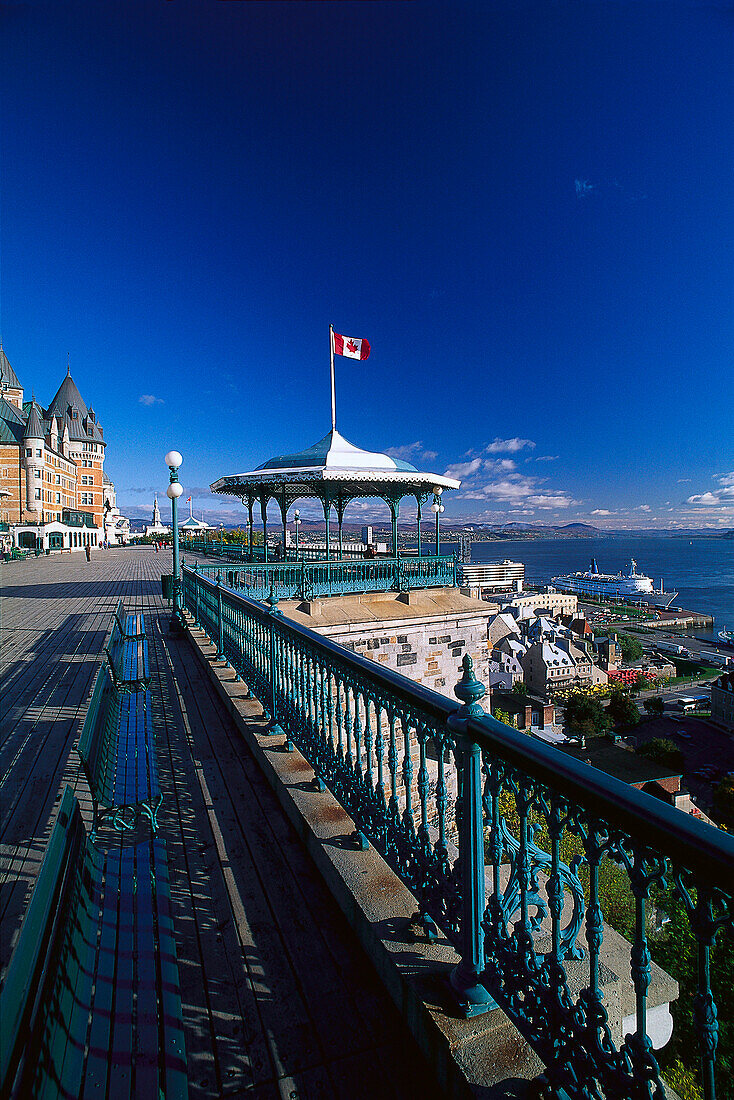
[[71, 408, 78, 419]]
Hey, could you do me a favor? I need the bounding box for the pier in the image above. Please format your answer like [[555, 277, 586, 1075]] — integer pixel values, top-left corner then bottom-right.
[[0, 549, 439, 1099]]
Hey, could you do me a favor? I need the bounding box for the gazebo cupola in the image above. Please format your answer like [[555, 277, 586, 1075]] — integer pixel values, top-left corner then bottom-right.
[[210, 427, 460, 560]]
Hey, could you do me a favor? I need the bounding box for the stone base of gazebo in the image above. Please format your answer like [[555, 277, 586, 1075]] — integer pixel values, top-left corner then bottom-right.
[[280, 587, 499, 702]]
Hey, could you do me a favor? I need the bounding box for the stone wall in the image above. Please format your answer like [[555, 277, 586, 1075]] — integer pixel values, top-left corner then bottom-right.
[[316, 609, 492, 701]]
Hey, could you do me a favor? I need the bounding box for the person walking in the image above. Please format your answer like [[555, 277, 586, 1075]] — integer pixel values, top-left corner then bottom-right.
[[85, 543, 91, 562]]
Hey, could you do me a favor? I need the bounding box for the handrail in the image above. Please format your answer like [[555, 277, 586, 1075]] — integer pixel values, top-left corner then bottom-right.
[[186, 568, 734, 882], [183, 565, 734, 1100], [187, 556, 457, 600]]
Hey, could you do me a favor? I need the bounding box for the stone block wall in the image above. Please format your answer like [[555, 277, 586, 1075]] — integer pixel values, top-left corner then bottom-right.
[[317, 615, 491, 702]]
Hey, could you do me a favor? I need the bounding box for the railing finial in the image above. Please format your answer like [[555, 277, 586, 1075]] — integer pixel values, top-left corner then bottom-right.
[[454, 654, 486, 716]]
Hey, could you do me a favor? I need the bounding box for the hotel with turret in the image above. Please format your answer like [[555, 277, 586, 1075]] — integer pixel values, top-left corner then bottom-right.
[[0, 346, 129, 551]]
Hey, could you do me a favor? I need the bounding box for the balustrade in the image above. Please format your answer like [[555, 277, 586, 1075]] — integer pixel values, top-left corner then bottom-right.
[[182, 565, 734, 1100], [187, 555, 456, 600]]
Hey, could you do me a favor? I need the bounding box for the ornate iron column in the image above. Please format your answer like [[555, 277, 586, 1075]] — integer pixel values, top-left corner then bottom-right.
[[259, 493, 269, 562], [165, 450, 184, 632], [322, 497, 332, 561], [447, 655, 496, 1018], [336, 493, 346, 560], [415, 493, 423, 558], [280, 489, 288, 557]]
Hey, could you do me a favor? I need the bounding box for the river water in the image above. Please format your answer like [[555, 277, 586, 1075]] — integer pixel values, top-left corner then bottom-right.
[[464, 536, 734, 640]]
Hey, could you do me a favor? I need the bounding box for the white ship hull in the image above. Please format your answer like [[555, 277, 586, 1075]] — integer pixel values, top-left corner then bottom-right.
[[552, 558, 678, 609]]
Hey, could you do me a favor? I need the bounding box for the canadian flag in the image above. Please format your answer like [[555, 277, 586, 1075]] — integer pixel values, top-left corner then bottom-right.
[[332, 332, 371, 360], [187, 496, 192, 503]]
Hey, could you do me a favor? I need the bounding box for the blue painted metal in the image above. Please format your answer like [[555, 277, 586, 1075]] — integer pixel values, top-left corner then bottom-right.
[[188, 555, 456, 601], [182, 566, 734, 1100], [447, 656, 497, 1017]]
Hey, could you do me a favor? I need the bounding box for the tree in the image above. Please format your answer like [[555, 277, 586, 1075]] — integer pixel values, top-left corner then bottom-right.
[[637, 738, 684, 771], [493, 708, 516, 728], [631, 670, 648, 694], [651, 885, 733, 1100], [511, 681, 528, 696], [644, 696, 664, 718], [563, 692, 610, 736], [608, 687, 640, 729], [616, 631, 643, 662], [713, 777, 734, 826]]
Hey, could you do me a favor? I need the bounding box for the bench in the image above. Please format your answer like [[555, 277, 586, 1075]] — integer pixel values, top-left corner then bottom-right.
[[106, 605, 150, 690], [76, 664, 162, 834], [114, 597, 145, 639], [0, 786, 187, 1100]]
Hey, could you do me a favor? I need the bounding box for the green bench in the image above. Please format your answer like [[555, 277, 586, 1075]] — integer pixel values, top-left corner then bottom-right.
[[0, 786, 187, 1100], [106, 603, 150, 690], [114, 598, 145, 639], [77, 664, 162, 834]]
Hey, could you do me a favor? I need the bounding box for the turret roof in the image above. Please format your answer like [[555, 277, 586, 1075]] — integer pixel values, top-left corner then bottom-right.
[[47, 370, 89, 419], [46, 369, 104, 443], [23, 399, 45, 440], [0, 346, 22, 391], [0, 397, 25, 444]]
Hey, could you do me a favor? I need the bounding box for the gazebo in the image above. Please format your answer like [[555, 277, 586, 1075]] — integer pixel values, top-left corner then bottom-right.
[[210, 428, 460, 561]]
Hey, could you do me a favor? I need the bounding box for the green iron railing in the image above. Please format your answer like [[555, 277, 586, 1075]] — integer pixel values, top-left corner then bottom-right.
[[182, 566, 734, 1100], [182, 537, 405, 563], [188, 555, 456, 600]]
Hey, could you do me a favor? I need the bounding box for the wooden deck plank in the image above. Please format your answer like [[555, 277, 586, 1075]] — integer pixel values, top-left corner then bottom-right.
[[0, 548, 441, 1099]]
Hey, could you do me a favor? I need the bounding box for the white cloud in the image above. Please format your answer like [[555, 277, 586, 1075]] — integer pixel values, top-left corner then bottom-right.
[[385, 441, 438, 464], [635, 505, 651, 512], [442, 442, 579, 514], [485, 437, 536, 454], [591, 509, 615, 516], [686, 471, 734, 507], [139, 394, 164, 406], [444, 458, 483, 479], [535, 455, 559, 462], [526, 493, 576, 509]]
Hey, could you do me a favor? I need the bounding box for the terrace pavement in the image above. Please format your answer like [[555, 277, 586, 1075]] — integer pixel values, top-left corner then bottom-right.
[[0, 547, 441, 1100]]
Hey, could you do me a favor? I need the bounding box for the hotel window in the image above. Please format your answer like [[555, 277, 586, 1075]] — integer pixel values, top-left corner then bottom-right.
[[36, 449, 42, 457], [55, 474, 60, 484], [55, 493, 61, 504], [35, 488, 41, 500], [25, 448, 32, 457], [34, 470, 40, 479]]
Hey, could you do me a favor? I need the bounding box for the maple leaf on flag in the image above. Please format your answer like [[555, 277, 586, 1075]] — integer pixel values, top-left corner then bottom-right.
[[346, 339, 358, 354]]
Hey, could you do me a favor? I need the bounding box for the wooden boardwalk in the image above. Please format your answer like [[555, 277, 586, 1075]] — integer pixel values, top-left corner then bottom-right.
[[0, 548, 441, 1100]]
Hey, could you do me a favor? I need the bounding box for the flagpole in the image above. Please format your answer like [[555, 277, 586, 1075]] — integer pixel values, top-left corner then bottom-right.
[[329, 324, 336, 430]]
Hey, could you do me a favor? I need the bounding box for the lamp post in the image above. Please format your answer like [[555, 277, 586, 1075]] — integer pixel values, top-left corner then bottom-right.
[[165, 451, 184, 632], [219, 522, 224, 556], [294, 509, 301, 556], [431, 487, 444, 557]]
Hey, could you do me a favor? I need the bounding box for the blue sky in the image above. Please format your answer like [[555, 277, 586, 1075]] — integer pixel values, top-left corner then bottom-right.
[[1, 0, 732, 529]]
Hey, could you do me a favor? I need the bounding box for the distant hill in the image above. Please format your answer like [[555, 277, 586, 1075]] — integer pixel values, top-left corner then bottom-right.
[[721, 529, 734, 540]]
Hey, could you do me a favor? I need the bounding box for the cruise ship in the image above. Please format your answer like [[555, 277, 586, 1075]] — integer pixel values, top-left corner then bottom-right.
[[551, 559, 678, 608]]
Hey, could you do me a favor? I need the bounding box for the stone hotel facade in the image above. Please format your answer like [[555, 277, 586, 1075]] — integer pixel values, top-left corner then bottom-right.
[[0, 347, 128, 548]]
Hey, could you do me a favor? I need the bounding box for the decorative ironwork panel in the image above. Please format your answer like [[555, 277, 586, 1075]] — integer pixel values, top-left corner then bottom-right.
[[181, 566, 734, 1100]]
